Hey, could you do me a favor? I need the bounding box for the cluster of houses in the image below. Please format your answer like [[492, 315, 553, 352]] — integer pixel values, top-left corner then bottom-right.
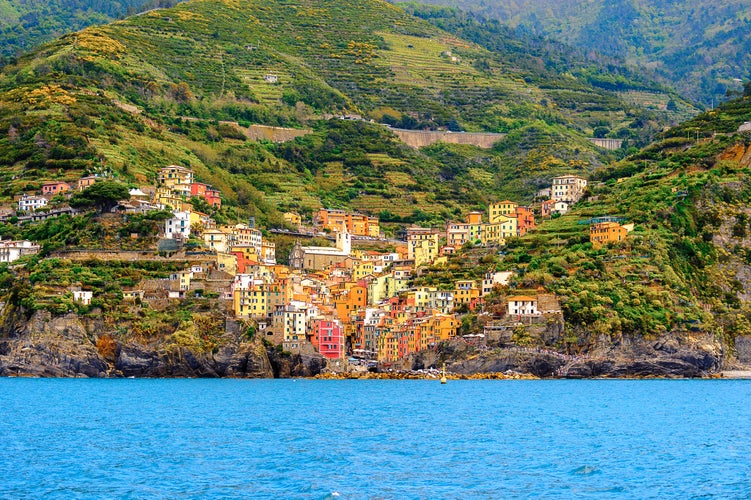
[[16, 175, 103, 212], [5, 167, 638, 362]]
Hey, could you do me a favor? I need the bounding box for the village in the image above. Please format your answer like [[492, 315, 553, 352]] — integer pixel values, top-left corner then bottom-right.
[[0, 166, 635, 365]]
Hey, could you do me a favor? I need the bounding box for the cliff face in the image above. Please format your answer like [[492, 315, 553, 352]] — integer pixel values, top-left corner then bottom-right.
[[407, 329, 723, 378], [0, 307, 325, 378]]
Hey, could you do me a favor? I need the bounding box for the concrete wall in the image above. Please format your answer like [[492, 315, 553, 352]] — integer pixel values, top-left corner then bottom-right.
[[238, 124, 312, 143], [390, 128, 506, 149], [588, 138, 624, 150]]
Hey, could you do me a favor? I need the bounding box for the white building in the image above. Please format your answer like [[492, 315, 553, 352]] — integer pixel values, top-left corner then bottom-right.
[[0, 240, 41, 263], [551, 175, 588, 204], [164, 211, 191, 239], [204, 229, 229, 253], [507, 296, 540, 317], [551, 201, 570, 215], [428, 290, 454, 315], [18, 195, 48, 212], [73, 290, 93, 305], [482, 271, 513, 296]]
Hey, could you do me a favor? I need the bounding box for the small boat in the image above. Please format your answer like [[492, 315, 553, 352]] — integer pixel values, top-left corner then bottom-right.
[[440, 363, 447, 384]]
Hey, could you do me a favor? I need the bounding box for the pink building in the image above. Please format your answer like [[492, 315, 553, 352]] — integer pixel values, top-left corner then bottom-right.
[[312, 319, 344, 359]]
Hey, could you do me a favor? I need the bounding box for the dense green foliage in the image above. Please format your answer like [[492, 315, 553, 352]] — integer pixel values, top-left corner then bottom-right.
[[409, 0, 751, 107], [0, 0, 688, 225], [70, 181, 130, 212], [0, 0, 183, 61], [423, 95, 751, 350]]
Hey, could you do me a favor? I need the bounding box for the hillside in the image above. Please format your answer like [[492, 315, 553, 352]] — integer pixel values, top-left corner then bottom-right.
[[0, 0, 698, 225], [417, 93, 751, 373], [408, 0, 751, 107], [1, 0, 750, 377], [0, 0, 183, 61]]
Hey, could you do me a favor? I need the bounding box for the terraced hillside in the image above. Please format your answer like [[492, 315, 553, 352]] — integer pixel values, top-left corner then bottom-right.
[[410, 0, 751, 107], [0, 0, 183, 60], [0, 0, 694, 224], [423, 94, 751, 364]]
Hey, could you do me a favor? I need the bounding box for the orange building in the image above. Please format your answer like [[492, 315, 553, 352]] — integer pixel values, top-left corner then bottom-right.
[[514, 206, 536, 236], [191, 182, 222, 208], [315, 209, 380, 237], [42, 181, 72, 196], [334, 284, 368, 324], [590, 222, 632, 248]]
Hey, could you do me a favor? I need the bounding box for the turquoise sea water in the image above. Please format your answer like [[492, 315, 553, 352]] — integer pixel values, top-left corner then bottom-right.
[[1, 379, 750, 499]]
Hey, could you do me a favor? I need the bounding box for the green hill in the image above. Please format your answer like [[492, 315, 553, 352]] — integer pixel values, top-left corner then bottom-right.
[[420, 92, 751, 362], [408, 0, 751, 107], [0, 0, 698, 226], [0, 0, 184, 60]]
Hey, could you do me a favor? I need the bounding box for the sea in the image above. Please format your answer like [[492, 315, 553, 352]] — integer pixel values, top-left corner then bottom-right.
[[1, 379, 749, 499]]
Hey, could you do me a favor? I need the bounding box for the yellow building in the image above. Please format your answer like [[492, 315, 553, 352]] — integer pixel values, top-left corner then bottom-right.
[[454, 280, 480, 306], [215, 252, 238, 275], [158, 165, 194, 189], [177, 270, 191, 291], [204, 229, 229, 253], [353, 261, 375, 281], [156, 187, 186, 211], [489, 200, 518, 222], [367, 273, 394, 306], [407, 228, 440, 267], [409, 287, 436, 312], [233, 279, 267, 319], [481, 223, 506, 245], [283, 212, 302, 226], [189, 211, 215, 230], [377, 330, 398, 363]]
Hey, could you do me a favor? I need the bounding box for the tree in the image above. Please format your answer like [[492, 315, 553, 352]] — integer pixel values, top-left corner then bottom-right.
[[744, 80, 751, 97], [70, 181, 130, 213]]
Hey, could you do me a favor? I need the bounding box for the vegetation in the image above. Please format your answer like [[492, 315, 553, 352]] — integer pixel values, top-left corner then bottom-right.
[[422, 95, 751, 351], [0, 0, 184, 62], [409, 0, 751, 106], [0, 0, 697, 233]]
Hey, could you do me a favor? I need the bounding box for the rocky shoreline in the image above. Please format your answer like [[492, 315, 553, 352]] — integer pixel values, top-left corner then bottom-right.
[[0, 309, 747, 379]]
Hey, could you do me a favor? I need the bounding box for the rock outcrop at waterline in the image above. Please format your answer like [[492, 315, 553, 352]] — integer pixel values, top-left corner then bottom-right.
[[407, 334, 724, 378], [0, 306, 732, 378], [0, 308, 326, 378]]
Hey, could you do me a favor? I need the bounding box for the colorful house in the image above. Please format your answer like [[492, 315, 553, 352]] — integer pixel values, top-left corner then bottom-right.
[[311, 318, 344, 359], [507, 296, 539, 317], [41, 181, 72, 196], [590, 222, 633, 248], [190, 182, 222, 208], [489, 200, 518, 222], [454, 280, 480, 306]]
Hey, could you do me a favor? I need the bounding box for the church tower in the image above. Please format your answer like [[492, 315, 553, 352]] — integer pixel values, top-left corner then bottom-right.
[[336, 228, 351, 255]]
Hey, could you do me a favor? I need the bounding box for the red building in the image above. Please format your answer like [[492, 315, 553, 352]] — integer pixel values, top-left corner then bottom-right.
[[191, 182, 222, 208], [311, 319, 344, 359]]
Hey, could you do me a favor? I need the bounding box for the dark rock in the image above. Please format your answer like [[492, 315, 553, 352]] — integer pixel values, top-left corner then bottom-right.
[[266, 348, 326, 378]]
